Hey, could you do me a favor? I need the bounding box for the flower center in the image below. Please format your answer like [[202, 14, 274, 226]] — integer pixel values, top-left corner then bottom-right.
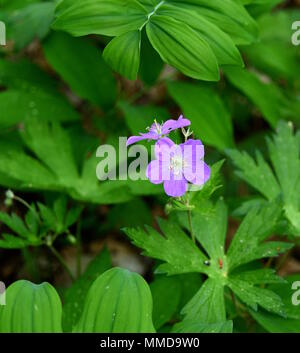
[[170, 155, 185, 176]]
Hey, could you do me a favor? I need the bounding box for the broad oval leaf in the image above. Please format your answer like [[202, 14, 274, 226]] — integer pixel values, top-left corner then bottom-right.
[[74, 267, 155, 333], [158, 3, 243, 67], [103, 30, 141, 80], [146, 15, 219, 81], [53, 0, 147, 37], [0, 280, 62, 333]]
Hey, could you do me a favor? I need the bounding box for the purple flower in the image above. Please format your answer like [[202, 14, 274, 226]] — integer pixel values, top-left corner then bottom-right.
[[126, 115, 190, 147], [146, 138, 210, 197]]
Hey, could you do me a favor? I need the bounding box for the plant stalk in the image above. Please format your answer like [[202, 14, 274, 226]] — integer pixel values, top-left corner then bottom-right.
[[48, 245, 75, 282]]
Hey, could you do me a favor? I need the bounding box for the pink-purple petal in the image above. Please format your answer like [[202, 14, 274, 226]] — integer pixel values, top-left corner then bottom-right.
[[155, 137, 175, 160], [146, 160, 163, 184], [163, 179, 188, 197]]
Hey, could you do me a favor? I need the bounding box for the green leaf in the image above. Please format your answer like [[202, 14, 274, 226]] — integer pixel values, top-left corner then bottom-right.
[[139, 29, 164, 85], [224, 67, 295, 127], [150, 275, 182, 329], [74, 267, 155, 333], [124, 218, 208, 276], [62, 248, 112, 332], [226, 149, 280, 201], [167, 81, 234, 150], [192, 199, 228, 260], [172, 320, 233, 333], [21, 119, 79, 187], [53, 0, 255, 80], [126, 199, 289, 321], [250, 310, 300, 333], [227, 202, 290, 270], [170, 0, 258, 46], [0, 58, 57, 93], [158, 3, 243, 67], [228, 278, 285, 315], [0, 280, 62, 333], [43, 32, 116, 108], [146, 15, 219, 81], [228, 121, 300, 235], [103, 30, 141, 80], [250, 274, 300, 332], [53, 0, 147, 37], [0, 90, 79, 128], [182, 278, 226, 324], [6, 2, 55, 50]]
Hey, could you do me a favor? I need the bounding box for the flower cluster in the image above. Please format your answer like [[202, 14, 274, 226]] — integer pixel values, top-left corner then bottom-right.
[[127, 115, 210, 197]]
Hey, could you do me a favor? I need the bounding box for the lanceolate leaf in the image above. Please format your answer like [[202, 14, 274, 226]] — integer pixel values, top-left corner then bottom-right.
[[74, 267, 155, 333], [0, 280, 62, 333], [158, 3, 243, 67], [53, 0, 148, 37], [146, 15, 219, 81], [103, 31, 141, 80]]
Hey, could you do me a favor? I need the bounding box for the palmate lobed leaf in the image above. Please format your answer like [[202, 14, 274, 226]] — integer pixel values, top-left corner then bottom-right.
[[125, 200, 292, 330], [124, 218, 209, 276], [53, 0, 256, 80], [0, 118, 134, 204], [228, 121, 300, 235]]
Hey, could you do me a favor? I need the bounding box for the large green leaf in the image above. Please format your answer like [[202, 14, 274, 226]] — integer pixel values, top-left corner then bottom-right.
[[0, 280, 62, 333], [146, 14, 219, 81], [103, 30, 141, 80], [125, 200, 289, 325], [53, 0, 256, 80], [53, 0, 148, 37], [167, 81, 234, 150], [74, 267, 155, 333], [43, 32, 116, 108], [158, 3, 243, 67]]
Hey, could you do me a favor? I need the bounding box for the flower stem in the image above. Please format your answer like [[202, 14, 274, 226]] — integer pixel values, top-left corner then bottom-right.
[[187, 208, 195, 243], [48, 245, 75, 282]]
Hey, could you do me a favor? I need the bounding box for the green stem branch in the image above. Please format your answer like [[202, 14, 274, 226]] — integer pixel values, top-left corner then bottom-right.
[[48, 245, 75, 282]]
